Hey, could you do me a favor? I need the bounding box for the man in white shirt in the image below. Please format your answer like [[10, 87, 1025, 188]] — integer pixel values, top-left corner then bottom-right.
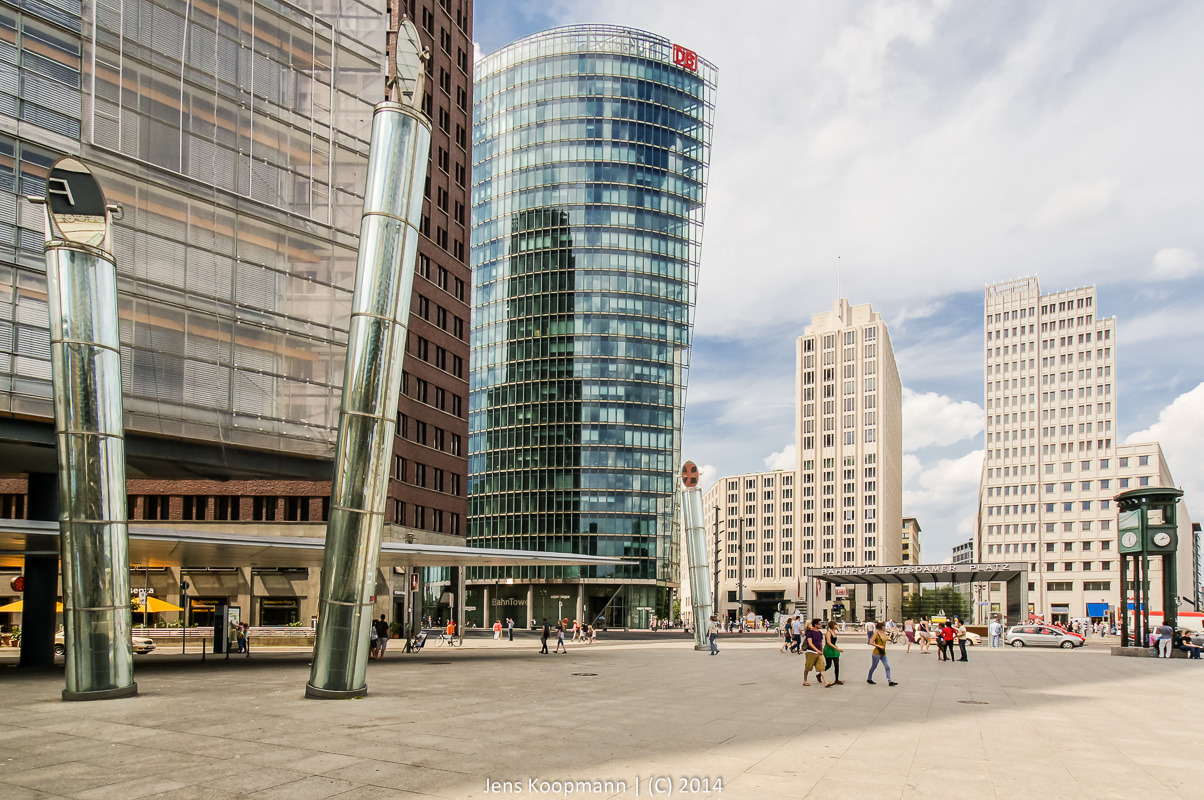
[[989, 619, 1003, 648]]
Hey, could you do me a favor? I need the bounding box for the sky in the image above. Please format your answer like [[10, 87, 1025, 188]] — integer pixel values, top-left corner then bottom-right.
[[472, 0, 1204, 562]]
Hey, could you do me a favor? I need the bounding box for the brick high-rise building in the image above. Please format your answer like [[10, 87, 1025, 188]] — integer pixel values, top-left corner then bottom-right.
[[390, 0, 473, 541]]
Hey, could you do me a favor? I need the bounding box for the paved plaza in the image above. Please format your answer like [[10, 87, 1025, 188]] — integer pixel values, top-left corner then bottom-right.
[[0, 634, 1200, 799]]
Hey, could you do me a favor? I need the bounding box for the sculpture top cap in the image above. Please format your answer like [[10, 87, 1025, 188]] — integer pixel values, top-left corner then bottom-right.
[[681, 461, 700, 488], [44, 158, 109, 249], [387, 18, 430, 110]]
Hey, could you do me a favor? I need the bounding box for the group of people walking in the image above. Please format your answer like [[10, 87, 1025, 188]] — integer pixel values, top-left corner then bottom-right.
[[769, 615, 897, 687], [900, 617, 970, 661], [537, 618, 598, 653]]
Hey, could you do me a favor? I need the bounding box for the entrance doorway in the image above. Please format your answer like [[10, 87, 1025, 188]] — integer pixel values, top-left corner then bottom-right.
[[258, 598, 299, 626], [188, 596, 225, 627]]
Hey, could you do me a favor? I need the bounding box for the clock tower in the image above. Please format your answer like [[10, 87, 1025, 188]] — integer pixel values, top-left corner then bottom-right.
[[1116, 487, 1183, 647]]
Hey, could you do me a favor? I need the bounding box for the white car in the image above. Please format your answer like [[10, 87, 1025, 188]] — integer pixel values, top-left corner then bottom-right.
[[1004, 625, 1084, 649], [963, 630, 983, 646], [54, 632, 156, 656]]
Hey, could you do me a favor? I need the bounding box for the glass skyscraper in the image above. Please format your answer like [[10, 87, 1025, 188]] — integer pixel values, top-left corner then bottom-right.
[[467, 25, 716, 628]]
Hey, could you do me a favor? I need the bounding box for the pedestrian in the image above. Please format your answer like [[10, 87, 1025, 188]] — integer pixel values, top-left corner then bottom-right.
[[493, 619, 502, 640], [867, 621, 898, 686], [588, 623, 597, 644], [373, 614, 390, 660], [791, 615, 803, 654], [508, 617, 514, 641], [554, 620, 567, 653], [779, 621, 792, 653], [955, 617, 969, 662], [823, 620, 844, 685], [708, 614, 720, 656], [904, 619, 915, 653], [803, 619, 832, 687], [1156, 619, 1174, 658], [369, 617, 380, 659], [1178, 630, 1202, 659], [540, 618, 550, 654], [235, 622, 247, 653], [940, 620, 957, 663], [989, 618, 1003, 648], [918, 619, 931, 654], [865, 619, 875, 644]]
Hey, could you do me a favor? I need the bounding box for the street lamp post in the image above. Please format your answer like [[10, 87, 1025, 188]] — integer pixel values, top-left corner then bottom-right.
[[712, 504, 721, 625], [737, 512, 744, 628]]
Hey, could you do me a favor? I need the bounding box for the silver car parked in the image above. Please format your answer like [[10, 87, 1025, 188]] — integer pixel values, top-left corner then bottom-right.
[[1004, 625, 1083, 649]]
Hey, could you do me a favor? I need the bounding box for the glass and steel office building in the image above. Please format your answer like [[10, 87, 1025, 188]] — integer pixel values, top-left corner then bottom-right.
[[467, 25, 716, 628], [0, 0, 477, 628]]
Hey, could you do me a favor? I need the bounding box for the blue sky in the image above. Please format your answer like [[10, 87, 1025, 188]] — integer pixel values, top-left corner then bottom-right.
[[472, 1, 1204, 561]]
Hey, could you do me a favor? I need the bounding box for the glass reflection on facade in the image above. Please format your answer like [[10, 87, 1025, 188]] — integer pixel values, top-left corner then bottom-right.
[[468, 26, 716, 627], [0, 0, 384, 456]]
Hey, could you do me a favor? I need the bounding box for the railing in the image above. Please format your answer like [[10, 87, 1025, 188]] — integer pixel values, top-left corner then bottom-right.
[[132, 627, 316, 638]]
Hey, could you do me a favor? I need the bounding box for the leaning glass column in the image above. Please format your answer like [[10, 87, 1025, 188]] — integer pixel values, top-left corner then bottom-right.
[[306, 101, 430, 698], [680, 462, 713, 650], [34, 159, 136, 700]]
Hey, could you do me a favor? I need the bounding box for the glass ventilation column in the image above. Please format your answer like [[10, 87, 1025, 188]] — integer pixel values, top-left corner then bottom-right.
[[307, 20, 431, 699], [33, 158, 136, 701]]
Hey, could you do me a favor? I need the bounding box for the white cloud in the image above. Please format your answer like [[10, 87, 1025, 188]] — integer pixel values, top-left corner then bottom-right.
[[538, 1, 1204, 343], [902, 388, 983, 451], [697, 463, 718, 492], [1126, 382, 1204, 513], [763, 444, 796, 472], [1150, 247, 1201, 281], [1027, 179, 1120, 231], [890, 300, 945, 332], [903, 449, 984, 560]]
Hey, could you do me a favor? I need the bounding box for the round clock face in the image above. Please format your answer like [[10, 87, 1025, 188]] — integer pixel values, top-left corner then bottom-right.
[[1153, 532, 1171, 547], [1121, 532, 1138, 548]]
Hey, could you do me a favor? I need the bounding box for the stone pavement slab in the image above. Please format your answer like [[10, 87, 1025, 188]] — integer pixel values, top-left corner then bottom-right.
[[0, 635, 1200, 799]]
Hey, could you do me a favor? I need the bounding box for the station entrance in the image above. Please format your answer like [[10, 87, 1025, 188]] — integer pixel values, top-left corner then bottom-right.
[[804, 562, 1030, 626]]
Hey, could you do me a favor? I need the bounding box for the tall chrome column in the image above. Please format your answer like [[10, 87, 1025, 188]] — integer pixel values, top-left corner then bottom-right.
[[307, 21, 430, 699], [680, 462, 713, 650], [32, 159, 136, 700]]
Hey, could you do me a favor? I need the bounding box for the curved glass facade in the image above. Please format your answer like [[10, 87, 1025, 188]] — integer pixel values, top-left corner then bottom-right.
[[467, 26, 716, 626]]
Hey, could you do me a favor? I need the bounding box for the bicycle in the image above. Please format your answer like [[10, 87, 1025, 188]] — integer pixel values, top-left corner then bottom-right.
[[437, 633, 462, 647]]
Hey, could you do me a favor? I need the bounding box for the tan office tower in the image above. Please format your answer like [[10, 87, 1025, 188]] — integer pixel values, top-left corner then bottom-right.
[[978, 278, 1195, 625], [795, 299, 904, 622], [902, 518, 923, 565]]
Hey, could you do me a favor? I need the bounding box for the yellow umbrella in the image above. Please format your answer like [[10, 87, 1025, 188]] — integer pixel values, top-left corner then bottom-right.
[[0, 600, 64, 613], [137, 597, 184, 613]]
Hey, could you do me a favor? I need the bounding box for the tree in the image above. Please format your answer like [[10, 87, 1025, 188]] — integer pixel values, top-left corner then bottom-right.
[[671, 599, 681, 620], [902, 587, 970, 621]]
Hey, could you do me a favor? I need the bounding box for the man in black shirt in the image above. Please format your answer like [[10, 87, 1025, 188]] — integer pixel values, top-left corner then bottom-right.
[[373, 615, 390, 660], [540, 618, 550, 654]]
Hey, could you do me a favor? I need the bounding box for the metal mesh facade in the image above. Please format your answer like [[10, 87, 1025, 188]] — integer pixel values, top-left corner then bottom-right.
[[467, 25, 716, 621], [0, 0, 383, 456]]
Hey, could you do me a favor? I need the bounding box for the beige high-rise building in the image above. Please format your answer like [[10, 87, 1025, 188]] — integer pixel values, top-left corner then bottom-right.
[[902, 518, 923, 565], [795, 299, 904, 621], [978, 277, 1194, 625]]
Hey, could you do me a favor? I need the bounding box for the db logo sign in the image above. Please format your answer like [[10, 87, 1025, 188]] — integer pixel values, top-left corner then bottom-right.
[[673, 44, 698, 72]]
